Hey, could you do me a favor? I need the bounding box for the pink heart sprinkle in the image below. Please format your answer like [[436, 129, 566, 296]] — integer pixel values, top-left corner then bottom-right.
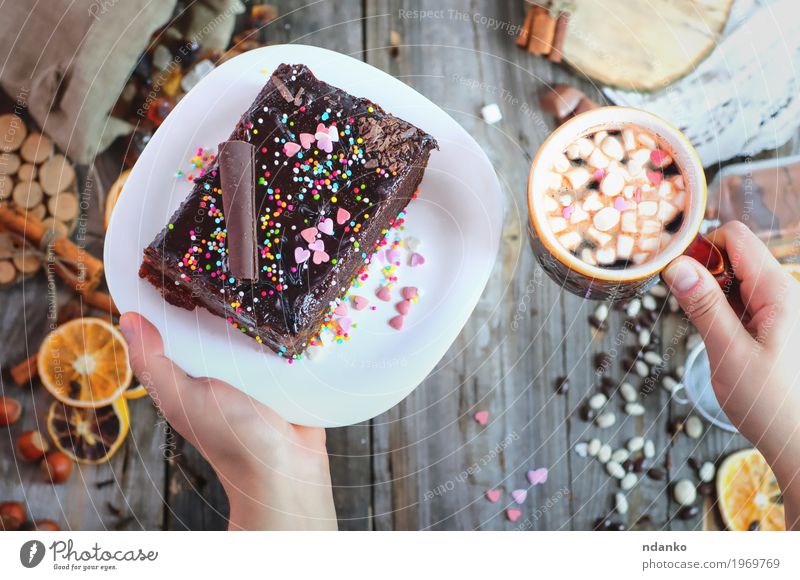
[[506, 508, 522, 523], [593, 169, 606, 181], [474, 410, 489, 426], [485, 489, 502, 503], [312, 250, 330, 264], [294, 247, 310, 264], [633, 187, 643, 202], [375, 250, 386, 263], [318, 218, 334, 235], [401, 286, 418, 300], [338, 317, 352, 331], [299, 133, 315, 149], [650, 149, 668, 166], [308, 239, 325, 252], [561, 205, 574, 219], [334, 303, 349, 316], [613, 197, 629, 211], [376, 286, 391, 302], [527, 468, 548, 485], [336, 208, 351, 225], [386, 248, 402, 263], [396, 300, 411, 315], [409, 252, 426, 267], [389, 315, 405, 330], [352, 296, 369, 310], [647, 170, 663, 186], [511, 489, 528, 504], [300, 227, 318, 244], [283, 142, 301, 157]]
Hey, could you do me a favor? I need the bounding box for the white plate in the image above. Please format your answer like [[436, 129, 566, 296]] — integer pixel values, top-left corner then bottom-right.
[[105, 45, 503, 427]]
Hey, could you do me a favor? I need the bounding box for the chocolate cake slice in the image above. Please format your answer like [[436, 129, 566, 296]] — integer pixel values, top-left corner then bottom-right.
[[139, 63, 437, 358]]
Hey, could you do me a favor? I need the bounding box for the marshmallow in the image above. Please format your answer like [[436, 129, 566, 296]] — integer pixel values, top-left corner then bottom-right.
[[576, 138, 594, 158], [638, 201, 658, 217], [587, 226, 612, 246], [621, 211, 637, 232], [601, 136, 625, 160], [566, 143, 581, 160], [593, 130, 609, 147], [600, 171, 625, 196], [596, 247, 617, 264], [565, 167, 591, 190], [593, 206, 621, 231], [549, 216, 568, 233], [582, 192, 604, 212], [543, 195, 559, 213], [553, 153, 571, 173], [622, 129, 637, 151], [588, 148, 611, 169], [580, 248, 597, 265], [545, 171, 563, 191], [637, 132, 656, 149], [570, 205, 589, 224], [617, 235, 634, 259], [558, 231, 581, 251]]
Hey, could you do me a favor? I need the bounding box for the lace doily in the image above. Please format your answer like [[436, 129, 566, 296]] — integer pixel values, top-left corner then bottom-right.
[[604, 0, 800, 167]]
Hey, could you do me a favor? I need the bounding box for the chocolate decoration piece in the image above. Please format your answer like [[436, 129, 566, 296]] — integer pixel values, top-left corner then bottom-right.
[[218, 140, 258, 281]]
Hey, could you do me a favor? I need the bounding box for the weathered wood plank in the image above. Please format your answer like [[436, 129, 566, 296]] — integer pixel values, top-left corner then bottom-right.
[[366, 0, 575, 530]]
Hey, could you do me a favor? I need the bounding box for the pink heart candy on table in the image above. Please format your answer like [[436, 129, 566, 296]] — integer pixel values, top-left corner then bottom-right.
[[396, 300, 411, 316], [300, 227, 318, 244], [506, 508, 522, 523], [318, 218, 334, 235], [334, 303, 348, 316], [527, 468, 548, 485], [312, 250, 330, 264], [352, 296, 369, 310], [511, 489, 528, 504], [474, 410, 489, 426], [338, 317, 352, 332], [283, 142, 301, 157], [375, 286, 391, 302], [401, 286, 418, 300], [299, 133, 315, 149], [294, 247, 310, 264], [485, 489, 502, 503], [409, 252, 426, 267], [336, 208, 351, 225], [388, 315, 405, 330], [308, 239, 325, 252]]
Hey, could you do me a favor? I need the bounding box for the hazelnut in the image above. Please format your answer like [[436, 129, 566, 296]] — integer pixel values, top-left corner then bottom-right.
[[17, 430, 49, 461], [41, 451, 73, 484], [0, 396, 21, 426], [0, 501, 26, 530]]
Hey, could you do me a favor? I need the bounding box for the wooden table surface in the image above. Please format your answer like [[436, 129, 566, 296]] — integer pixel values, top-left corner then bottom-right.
[[0, 0, 755, 531]]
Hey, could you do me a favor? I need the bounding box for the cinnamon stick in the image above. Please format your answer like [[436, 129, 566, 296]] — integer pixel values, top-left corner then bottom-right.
[[0, 206, 103, 292], [516, 6, 536, 49], [528, 6, 557, 56], [79, 288, 120, 316], [548, 12, 570, 63], [10, 354, 37, 386]]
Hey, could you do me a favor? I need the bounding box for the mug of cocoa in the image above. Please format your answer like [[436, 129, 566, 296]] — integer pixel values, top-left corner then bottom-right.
[[528, 107, 734, 300]]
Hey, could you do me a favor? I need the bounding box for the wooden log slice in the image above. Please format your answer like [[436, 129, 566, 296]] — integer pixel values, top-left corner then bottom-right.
[[47, 192, 79, 222], [12, 180, 43, 209], [39, 154, 76, 195], [13, 252, 42, 274], [561, 0, 734, 90], [0, 114, 27, 152], [41, 217, 69, 239], [29, 203, 47, 221], [0, 175, 13, 200], [0, 259, 16, 285], [20, 132, 53, 164], [0, 153, 21, 175], [17, 163, 36, 181], [0, 233, 14, 259]]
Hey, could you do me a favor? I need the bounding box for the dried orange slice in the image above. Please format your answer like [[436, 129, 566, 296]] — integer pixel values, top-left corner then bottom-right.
[[38, 317, 132, 408], [123, 383, 148, 400], [783, 262, 800, 282], [104, 169, 130, 230], [717, 448, 785, 531], [47, 399, 129, 464]]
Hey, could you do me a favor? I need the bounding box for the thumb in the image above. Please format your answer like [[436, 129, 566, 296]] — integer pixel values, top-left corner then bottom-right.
[[661, 256, 751, 357], [119, 312, 198, 434]]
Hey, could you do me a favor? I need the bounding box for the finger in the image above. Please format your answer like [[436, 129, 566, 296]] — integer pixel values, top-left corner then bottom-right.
[[119, 312, 201, 432], [705, 221, 789, 317], [661, 256, 752, 360]]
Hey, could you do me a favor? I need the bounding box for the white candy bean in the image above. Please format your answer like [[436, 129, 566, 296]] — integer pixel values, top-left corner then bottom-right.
[[673, 479, 697, 506]]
